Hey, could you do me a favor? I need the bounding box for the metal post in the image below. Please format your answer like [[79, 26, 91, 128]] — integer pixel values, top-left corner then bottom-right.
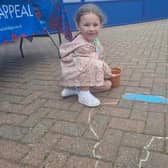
[[46, 30, 61, 58], [19, 37, 24, 58], [58, 32, 62, 45]]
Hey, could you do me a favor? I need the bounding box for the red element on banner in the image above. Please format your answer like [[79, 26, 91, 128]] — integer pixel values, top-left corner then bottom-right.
[[12, 34, 17, 41], [36, 10, 41, 19]]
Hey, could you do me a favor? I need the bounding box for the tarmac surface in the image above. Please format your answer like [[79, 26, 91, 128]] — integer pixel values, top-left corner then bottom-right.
[[0, 19, 168, 168]]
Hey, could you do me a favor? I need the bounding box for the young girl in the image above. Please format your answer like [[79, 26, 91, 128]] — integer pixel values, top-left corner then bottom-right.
[[60, 4, 112, 107]]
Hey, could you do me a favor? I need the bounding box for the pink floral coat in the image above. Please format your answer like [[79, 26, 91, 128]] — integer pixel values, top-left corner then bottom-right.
[[59, 34, 111, 87]]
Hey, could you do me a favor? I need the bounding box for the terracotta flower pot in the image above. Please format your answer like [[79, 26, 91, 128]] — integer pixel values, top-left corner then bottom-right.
[[111, 67, 121, 88]]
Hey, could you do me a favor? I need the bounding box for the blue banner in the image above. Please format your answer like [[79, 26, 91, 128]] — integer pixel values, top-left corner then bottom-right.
[[32, 0, 72, 40], [0, 0, 72, 45], [0, 0, 43, 44]]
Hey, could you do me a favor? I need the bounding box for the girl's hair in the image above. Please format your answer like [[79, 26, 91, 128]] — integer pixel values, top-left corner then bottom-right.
[[75, 4, 105, 25]]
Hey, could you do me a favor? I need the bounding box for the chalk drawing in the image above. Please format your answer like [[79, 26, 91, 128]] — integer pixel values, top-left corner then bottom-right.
[[88, 109, 102, 168], [122, 93, 168, 104], [87, 101, 168, 168], [138, 136, 168, 168]]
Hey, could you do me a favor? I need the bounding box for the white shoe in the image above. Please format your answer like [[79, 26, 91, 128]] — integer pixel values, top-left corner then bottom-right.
[[78, 90, 100, 107], [61, 87, 79, 98]]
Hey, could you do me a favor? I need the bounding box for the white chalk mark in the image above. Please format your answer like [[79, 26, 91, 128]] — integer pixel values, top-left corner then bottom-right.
[[88, 109, 99, 140], [90, 125, 99, 140], [93, 142, 102, 159], [138, 136, 168, 168], [101, 99, 119, 105], [88, 109, 102, 168]]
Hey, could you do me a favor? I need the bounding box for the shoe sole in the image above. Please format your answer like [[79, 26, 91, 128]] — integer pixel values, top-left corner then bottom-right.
[[78, 99, 100, 107], [62, 94, 78, 99]]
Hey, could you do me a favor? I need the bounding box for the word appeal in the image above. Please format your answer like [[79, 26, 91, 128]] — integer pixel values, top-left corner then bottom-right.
[[0, 4, 33, 19]]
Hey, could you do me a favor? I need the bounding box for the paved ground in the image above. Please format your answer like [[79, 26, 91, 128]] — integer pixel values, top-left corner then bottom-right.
[[0, 19, 168, 168]]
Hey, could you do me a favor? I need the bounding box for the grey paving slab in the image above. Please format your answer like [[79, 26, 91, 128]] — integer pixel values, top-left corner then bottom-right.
[[0, 19, 168, 167]]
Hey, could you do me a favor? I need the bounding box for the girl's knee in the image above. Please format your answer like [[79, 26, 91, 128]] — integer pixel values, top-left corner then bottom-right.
[[91, 80, 112, 93], [104, 80, 112, 90]]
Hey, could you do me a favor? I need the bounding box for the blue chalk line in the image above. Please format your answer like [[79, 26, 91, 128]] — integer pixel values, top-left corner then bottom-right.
[[122, 93, 168, 104]]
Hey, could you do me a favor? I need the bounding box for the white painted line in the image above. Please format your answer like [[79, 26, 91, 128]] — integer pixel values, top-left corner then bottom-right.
[[88, 109, 102, 168], [138, 136, 168, 168]]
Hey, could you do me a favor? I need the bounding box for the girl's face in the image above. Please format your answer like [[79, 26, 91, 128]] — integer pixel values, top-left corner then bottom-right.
[[77, 13, 102, 43]]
